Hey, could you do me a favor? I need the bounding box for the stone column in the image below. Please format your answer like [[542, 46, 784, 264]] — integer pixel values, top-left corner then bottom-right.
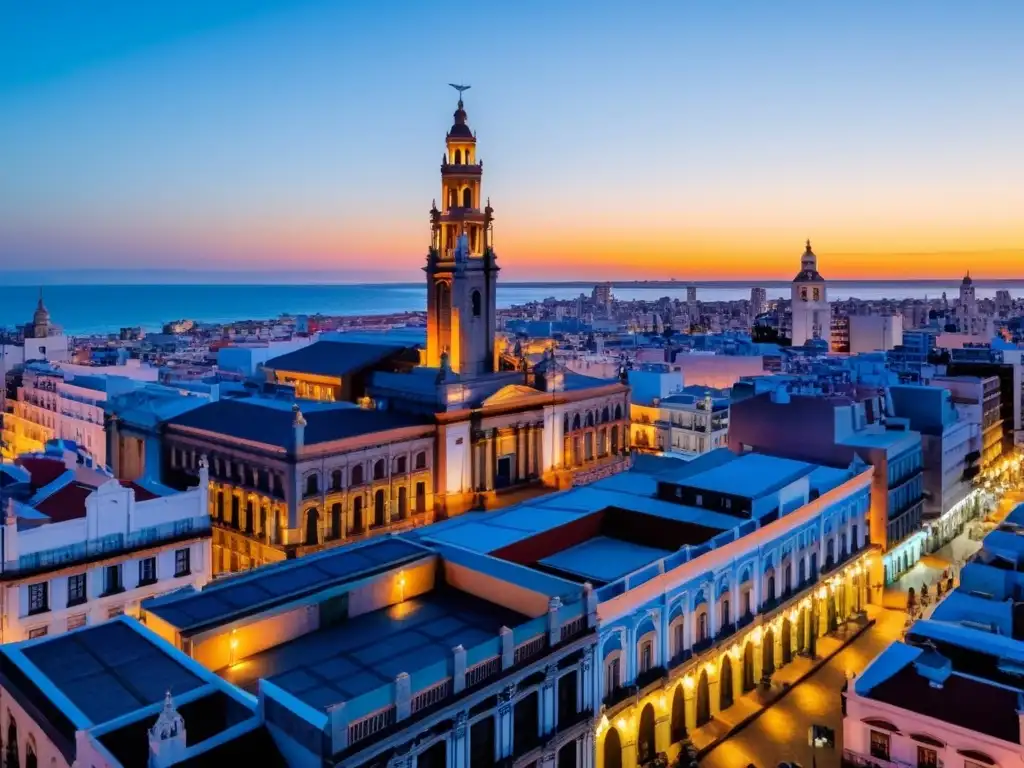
[[708, 667, 721, 718], [774, 626, 784, 669], [542, 665, 557, 735], [581, 646, 595, 713], [683, 681, 697, 733], [497, 684, 516, 759], [654, 710, 671, 756], [659, 607, 671, 668], [517, 426, 527, 482], [450, 712, 468, 768], [484, 432, 495, 492]]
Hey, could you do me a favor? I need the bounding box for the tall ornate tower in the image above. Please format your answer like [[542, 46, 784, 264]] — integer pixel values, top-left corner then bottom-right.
[[957, 272, 978, 332], [790, 239, 832, 348], [425, 86, 498, 377]]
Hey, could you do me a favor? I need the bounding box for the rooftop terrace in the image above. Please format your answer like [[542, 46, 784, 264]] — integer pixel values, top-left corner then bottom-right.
[[220, 587, 526, 710]]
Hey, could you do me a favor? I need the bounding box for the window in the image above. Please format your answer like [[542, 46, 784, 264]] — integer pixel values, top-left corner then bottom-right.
[[175, 548, 191, 577], [104, 564, 123, 595], [139, 557, 157, 585], [373, 459, 386, 481], [471, 290, 482, 317], [673, 622, 684, 656], [28, 626, 48, 639], [869, 730, 890, 760], [330, 469, 343, 491], [395, 456, 407, 474], [305, 473, 319, 496], [108, 605, 125, 619], [698, 613, 708, 641], [67, 614, 87, 631], [639, 641, 653, 673], [351, 464, 364, 486], [414, 451, 427, 471], [28, 583, 48, 614], [605, 657, 620, 696], [67, 574, 86, 606], [916, 746, 937, 768]]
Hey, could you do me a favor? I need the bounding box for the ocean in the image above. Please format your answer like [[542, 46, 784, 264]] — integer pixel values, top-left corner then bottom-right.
[[1, 281, 1021, 337]]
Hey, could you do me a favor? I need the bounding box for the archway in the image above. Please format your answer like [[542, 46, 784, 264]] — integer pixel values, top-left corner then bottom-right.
[[26, 737, 36, 768], [603, 727, 622, 768], [696, 670, 711, 726], [797, 608, 808, 653], [6, 716, 18, 768], [397, 486, 408, 518], [742, 642, 755, 692], [454, 149, 462, 164], [637, 703, 656, 765], [304, 508, 319, 545], [670, 684, 686, 743], [330, 503, 342, 540], [720, 656, 734, 710], [782, 618, 793, 664], [352, 496, 363, 533], [828, 592, 838, 631], [762, 628, 776, 677], [462, 188, 473, 208], [374, 489, 386, 527]]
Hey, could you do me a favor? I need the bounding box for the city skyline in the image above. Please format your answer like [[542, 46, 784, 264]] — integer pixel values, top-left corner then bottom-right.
[[3, 1, 1024, 280]]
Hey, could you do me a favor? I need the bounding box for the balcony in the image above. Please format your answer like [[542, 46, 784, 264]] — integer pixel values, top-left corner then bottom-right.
[[669, 648, 692, 669], [841, 749, 913, 768], [601, 683, 637, 710], [635, 665, 666, 691], [691, 636, 713, 655]]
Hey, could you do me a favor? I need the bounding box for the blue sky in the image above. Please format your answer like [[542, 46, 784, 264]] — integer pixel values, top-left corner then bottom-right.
[[2, 1, 1023, 280]]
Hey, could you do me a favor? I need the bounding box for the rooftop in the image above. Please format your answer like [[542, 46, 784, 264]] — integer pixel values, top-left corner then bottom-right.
[[165, 398, 431, 449], [660, 451, 818, 498], [220, 587, 526, 709], [263, 340, 411, 379], [145, 537, 428, 635]]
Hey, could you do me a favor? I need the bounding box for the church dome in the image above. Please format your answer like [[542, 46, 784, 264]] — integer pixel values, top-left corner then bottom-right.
[[447, 99, 475, 140], [32, 293, 50, 326], [962, 272, 973, 286], [792, 240, 825, 283]]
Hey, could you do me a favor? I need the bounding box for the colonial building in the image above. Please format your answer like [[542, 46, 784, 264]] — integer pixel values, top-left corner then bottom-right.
[[412, 448, 875, 768], [159, 398, 436, 574], [843, 502, 1024, 768], [789, 240, 832, 349], [0, 447, 210, 642]]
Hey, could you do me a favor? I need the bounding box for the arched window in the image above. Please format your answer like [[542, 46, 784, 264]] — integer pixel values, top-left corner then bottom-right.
[[330, 469, 343, 491], [602, 406, 610, 423], [471, 290, 482, 317], [304, 508, 319, 545], [373, 459, 386, 481], [305, 473, 319, 496], [696, 670, 711, 726], [352, 496, 364, 532], [572, 413, 581, 431], [720, 655, 734, 709], [454, 149, 462, 164], [394, 456, 407, 474], [351, 464, 364, 486], [448, 189, 457, 209], [414, 451, 427, 470], [585, 412, 595, 428], [614, 403, 623, 420], [26, 735, 37, 768], [563, 414, 570, 433], [330, 503, 343, 540], [462, 188, 472, 208], [398, 486, 408, 518], [7, 712, 20, 768], [374, 489, 386, 527]]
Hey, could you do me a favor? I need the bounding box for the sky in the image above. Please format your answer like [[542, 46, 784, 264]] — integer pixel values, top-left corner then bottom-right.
[[2, 1, 1024, 282]]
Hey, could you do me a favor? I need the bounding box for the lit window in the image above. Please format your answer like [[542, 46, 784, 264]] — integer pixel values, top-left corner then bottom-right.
[[28, 583, 48, 614]]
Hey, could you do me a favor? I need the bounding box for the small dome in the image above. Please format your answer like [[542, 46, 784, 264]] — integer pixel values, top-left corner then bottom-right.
[[32, 292, 50, 326], [447, 99, 474, 140], [962, 272, 973, 286]]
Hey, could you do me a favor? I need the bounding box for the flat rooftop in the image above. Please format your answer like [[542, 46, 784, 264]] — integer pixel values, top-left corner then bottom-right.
[[219, 588, 526, 711], [538, 536, 672, 583], [662, 452, 816, 498], [145, 537, 428, 635], [13, 620, 207, 725]]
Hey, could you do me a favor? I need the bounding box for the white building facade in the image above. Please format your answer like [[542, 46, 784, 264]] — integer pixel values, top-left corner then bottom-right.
[[790, 240, 832, 349]]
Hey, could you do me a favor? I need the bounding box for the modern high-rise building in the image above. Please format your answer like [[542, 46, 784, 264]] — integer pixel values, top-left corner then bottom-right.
[[750, 286, 767, 317]]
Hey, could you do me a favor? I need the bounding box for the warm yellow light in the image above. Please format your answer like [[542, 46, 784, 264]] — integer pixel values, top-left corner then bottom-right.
[[817, 586, 828, 600], [752, 627, 763, 646], [789, 609, 799, 623], [683, 674, 694, 691], [616, 717, 628, 732], [658, 693, 667, 710], [704, 662, 716, 676]]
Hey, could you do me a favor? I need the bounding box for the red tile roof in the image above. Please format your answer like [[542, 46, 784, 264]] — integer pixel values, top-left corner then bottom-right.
[[33, 483, 93, 523], [15, 457, 67, 490], [121, 481, 158, 501], [866, 664, 1021, 743]]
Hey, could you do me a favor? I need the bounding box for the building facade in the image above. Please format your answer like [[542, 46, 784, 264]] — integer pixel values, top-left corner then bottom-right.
[[159, 399, 436, 574], [0, 450, 211, 642]]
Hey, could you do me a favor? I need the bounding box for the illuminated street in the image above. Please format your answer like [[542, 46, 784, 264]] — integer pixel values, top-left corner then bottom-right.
[[699, 608, 906, 768]]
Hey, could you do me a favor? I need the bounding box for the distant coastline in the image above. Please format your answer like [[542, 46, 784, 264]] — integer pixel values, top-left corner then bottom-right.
[[1, 280, 1022, 338]]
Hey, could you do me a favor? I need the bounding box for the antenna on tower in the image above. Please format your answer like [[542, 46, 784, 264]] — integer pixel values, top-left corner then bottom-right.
[[449, 83, 471, 100]]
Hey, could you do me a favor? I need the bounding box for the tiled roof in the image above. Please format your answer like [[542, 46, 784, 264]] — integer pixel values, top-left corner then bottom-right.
[[166, 399, 432, 449], [15, 457, 67, 490], [264, 340, 409, 378], [33, 482, 93, 522], [866, 664, 1021, 743]]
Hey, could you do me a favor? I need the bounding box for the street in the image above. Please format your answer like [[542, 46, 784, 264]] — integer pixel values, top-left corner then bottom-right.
[[698, 609, 905, 768]]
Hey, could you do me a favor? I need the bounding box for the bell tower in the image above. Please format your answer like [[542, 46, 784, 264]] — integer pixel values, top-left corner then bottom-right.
[[425, 85, 498, 377]]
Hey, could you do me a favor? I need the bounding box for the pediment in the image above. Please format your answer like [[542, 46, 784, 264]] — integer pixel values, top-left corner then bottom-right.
[[482, 384, 540, 406]]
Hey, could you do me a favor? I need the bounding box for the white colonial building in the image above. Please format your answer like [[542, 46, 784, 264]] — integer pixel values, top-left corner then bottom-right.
[[0, 448, 211, 641]]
